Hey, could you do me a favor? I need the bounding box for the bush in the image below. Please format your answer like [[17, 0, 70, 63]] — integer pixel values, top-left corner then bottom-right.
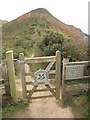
[[37, 29, 64, 56], [36, 29, 88, 61], [63, 38, 88, 61], [2, 47, 27, 59]]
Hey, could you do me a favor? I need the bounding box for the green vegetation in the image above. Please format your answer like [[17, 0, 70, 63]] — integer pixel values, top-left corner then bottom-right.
[[2, 101, 27, 117], [2, 8, 88, 61], [2, 16, 47, 59], [63, 38, 88, 61], [2, 28, 87, 61], [61, 92, 89, 118], [2, 47, 27, 59], [37, 29, 64, 56], [36, 29, 87, 61], [1, 8, 88, 118], [0, 108, 2, 120]]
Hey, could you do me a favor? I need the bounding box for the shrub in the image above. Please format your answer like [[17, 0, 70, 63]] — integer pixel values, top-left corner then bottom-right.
[[37, 29, 64, 56], [36, 29, 88, 61], [2, 47, 27, 59]]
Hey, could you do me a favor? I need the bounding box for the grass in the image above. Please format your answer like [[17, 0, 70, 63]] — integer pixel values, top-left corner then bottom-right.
[[61, 91, 89, 118], [0, 108, 2, 120], [26, 47, 35, 57], [2, 101, 28, 118]]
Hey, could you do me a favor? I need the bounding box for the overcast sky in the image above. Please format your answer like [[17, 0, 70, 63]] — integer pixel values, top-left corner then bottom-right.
[[0, 0, 89, 33]]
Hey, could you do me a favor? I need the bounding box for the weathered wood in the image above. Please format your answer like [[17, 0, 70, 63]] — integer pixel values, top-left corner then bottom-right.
[[45, 85, 56, 96], [61, 59, 69, 99], [0, 84, 5, 95], [19, 53, 27, 101], [0, 64, 2, 79], [65, 65, 84, 80], [27, 85, 38, 99], [27, 87, 56, 93], [26, 81, 52, 85], [65, 61, 90, 66], [31, 95, 54, 100], [2, 62, 11, 97], [25, 56, 56, 64], [45, 61, 55, 72], [49, 70, 55, 74], [1, 60, 6, 65], [6, 50, 18, 102], [62, 59, 69, 86], [55, 51, 61, 99]]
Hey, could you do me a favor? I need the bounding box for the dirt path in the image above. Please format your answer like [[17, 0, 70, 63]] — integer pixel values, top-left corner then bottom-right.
[[5, 97, 74, 118], [4, 64, 74, 118]]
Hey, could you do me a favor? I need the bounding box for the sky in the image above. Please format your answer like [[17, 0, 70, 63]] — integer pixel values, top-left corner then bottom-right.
[[0, 0, 89, 34]]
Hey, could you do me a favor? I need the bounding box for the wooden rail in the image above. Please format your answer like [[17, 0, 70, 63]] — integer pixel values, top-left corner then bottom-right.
[[25, 56, 56, 63], [27, 87, 56, 93], [65, 61, 90, 66]]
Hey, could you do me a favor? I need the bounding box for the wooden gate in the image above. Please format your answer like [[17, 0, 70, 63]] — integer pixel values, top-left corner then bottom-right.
[[19, 51, 61, 101]]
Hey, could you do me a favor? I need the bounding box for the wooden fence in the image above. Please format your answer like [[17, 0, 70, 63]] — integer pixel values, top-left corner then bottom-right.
[[61, 59, 90, 98], [1, 50, 90, 103]]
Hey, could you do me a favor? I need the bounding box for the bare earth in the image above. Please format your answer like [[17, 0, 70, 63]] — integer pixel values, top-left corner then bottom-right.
[[4, 64, 74, 118]]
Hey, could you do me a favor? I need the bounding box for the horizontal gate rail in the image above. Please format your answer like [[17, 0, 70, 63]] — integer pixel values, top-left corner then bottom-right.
[[27, 87, 56, 93], [25, 56, 56, 63]]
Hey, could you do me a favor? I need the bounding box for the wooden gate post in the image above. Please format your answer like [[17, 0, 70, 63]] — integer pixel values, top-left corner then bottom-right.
[[6, 50, 18, 102], [61, 58, 69, 99], [55, 51, 61, 99], [19, 53, 28, 102]]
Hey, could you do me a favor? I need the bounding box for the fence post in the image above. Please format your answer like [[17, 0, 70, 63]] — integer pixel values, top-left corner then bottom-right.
[[61, 58, 69, 99], [19, 53, 28, 102], [6, 50, 18, 102], [2, 61, 11, 97], [55, 51, 61, 99]]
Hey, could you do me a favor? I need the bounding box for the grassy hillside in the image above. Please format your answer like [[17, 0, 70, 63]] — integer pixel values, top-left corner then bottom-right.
[[2, 8, 88, 60]]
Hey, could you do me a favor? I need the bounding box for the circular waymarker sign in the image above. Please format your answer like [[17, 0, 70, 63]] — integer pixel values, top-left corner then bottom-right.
[[33, 69, 50, 86]]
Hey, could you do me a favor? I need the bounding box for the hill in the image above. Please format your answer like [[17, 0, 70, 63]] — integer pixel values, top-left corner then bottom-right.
[[2, 8, 88, 59]]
